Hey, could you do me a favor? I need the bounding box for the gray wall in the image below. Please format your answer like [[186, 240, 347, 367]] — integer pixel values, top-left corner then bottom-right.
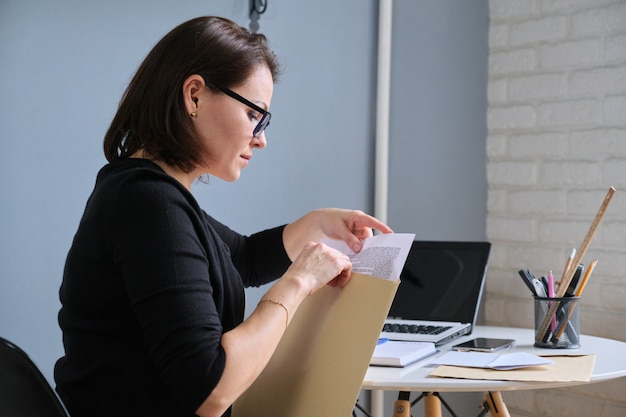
[[0, 1, 488, 413], [388, 1, 488, 240]]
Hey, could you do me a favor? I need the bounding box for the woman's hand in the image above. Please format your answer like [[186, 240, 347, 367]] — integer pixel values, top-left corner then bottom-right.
[[282, 208, 393, 261], [314, 208, 393, 253], [284, 241, 353, 294]]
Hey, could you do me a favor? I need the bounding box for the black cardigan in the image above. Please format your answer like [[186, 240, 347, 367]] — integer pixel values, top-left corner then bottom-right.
[[55, 159, 290, 417]]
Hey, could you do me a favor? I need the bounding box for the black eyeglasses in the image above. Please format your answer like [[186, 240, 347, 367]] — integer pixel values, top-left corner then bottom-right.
[[215, 85, 271, 137]]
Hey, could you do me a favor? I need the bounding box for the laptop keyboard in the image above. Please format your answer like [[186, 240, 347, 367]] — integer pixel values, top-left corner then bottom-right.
[[382, 323, 452, 335]]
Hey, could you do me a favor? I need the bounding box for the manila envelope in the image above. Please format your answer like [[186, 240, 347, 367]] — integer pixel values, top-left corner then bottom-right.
[[232, 272, 399, 417]]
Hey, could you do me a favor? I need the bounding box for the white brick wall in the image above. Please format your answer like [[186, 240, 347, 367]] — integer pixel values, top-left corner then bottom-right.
[[487, 0, 626, 415]]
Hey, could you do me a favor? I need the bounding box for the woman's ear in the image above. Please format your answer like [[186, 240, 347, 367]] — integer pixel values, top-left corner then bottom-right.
[[182, 74, 206, 116]]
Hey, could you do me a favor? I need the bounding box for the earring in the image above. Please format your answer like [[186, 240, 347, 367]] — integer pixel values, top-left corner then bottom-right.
[[191, 97, 199, 118]]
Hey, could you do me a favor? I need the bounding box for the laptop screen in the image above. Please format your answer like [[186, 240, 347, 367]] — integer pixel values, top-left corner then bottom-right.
[[387, 241, 491, 324]]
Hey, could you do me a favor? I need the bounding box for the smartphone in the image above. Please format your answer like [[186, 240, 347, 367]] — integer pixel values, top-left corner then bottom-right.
[[451, 338, 515, 353]]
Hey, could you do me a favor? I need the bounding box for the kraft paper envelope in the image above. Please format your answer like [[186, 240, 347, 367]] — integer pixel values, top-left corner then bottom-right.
[[232, 272, 399, 417], [429, 354, 596, 383]]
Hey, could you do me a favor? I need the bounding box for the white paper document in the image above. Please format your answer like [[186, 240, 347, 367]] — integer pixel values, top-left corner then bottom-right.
[[321, 233, 415, 281], [432, 351, 554, 371]]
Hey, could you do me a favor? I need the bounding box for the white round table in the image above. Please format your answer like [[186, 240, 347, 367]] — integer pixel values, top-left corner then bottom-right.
[[362, 326, 626, 417]]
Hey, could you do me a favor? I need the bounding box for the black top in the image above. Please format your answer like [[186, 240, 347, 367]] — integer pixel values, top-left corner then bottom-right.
[[54, 159, 291, 417]]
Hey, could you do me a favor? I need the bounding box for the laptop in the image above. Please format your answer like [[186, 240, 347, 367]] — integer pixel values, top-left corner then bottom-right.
[[381, 240, 491, 346]]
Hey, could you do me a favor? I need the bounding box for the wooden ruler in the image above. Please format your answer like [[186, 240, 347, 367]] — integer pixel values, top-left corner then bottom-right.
[[535, 187, 616, 344]]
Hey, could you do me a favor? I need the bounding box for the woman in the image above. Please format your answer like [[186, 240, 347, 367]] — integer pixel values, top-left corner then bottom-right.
[[54, 16, 392, 417]]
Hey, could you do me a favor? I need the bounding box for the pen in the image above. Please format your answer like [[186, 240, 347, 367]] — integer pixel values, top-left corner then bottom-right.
[[565, 264, 583, 297], [547, 271, 555, 298], [576, 259, 597, 297], [518, 270, 538, 295], [547, 271, 556, 332]]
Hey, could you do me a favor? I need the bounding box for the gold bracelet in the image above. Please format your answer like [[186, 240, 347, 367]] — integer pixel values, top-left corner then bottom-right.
[[258, 298, 289, 330]]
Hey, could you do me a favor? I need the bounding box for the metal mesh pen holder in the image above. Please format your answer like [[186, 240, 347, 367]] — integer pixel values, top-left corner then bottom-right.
[[533, 296, 581, 349]]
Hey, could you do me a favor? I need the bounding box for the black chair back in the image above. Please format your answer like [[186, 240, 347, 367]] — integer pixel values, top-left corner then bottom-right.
[[0, 337, 69, 417]]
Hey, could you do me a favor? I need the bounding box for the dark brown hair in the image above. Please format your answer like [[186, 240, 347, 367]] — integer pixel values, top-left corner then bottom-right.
[[103, 16, 280, 172]]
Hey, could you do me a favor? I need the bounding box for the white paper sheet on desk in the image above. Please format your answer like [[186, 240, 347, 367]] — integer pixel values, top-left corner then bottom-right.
[[432, 351, 554, 370]]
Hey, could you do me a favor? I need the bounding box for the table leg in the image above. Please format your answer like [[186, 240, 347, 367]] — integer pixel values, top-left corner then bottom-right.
[[370, 390, 384, 417], [484, 391, 510, 417], [393, 391, 411, 417], [423, 392, 443, 417]]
